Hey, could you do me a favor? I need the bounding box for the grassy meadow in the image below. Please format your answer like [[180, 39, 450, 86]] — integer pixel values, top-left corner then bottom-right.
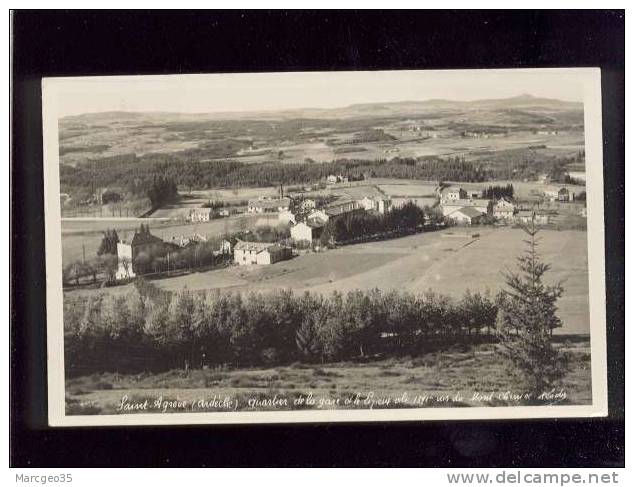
[[66, 338, 591, 415]]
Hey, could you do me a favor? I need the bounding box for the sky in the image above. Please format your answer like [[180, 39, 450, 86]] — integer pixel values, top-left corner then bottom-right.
[[44, 69, 589, 118]]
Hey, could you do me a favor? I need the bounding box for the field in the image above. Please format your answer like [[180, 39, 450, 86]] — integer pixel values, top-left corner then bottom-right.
[[59, 97, 585, 167], [66, 227, 590, 334], [65, 338, 592, 415]]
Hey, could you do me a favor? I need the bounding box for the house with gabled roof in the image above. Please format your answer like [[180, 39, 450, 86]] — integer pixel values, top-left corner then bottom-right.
[[233, 240, 292, 265], [493, 197, 516, 220], [441, 198, 493, 217], [290, 220, 326, 243], [446, 206, 485, 225]]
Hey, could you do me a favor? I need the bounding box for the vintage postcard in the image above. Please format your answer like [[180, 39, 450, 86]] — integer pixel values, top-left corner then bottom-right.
[[43, 69, 608, 426]]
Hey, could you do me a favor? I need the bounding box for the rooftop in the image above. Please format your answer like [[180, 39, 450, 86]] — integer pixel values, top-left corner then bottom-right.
[[234, 240, 289, 253], [452, 206, 484, 219], [443, 198, 491, 207], [131, 231, 164, 246]]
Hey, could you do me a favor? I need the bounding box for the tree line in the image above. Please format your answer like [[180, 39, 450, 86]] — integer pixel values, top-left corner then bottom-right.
[[481, 184, 515, 200], [319, 202, 442, 246], [59, 153, 493, 193], [64, 283, 501, 376]]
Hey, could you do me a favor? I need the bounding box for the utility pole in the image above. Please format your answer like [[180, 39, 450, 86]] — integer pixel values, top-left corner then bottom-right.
[[82, 243, 86, 264]]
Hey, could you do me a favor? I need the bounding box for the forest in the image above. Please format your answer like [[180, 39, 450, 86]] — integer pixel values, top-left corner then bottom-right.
[[59, 147, 584, 197], [59, 154, 493, 194]]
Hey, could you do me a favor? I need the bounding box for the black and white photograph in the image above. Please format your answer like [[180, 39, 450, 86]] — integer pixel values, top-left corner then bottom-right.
[[42, 68, 607, 426]]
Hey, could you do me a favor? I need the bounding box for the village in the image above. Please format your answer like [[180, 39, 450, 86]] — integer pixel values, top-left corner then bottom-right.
[[60, 172, 588, 290]]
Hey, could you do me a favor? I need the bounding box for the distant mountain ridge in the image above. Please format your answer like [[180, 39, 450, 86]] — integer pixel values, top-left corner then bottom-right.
[[61, 94, 583, 123]]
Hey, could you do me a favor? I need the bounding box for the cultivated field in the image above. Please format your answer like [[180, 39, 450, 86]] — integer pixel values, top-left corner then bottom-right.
[[65, 338, 592, 415], [66, 227, 590, 334]]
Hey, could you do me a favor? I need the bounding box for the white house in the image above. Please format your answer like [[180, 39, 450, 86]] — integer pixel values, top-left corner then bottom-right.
[[515, 210, 549, 225], [115, 242, 136, 280], [189, 208, 212, 222], [233, 241, 291, 265], [306, 209, 329, 223], [442, 186, 468, 202], [558, 187, 571, 202], [493, 197, 516, 220], [327, 174, 348, 184], [446, 207, 485, 225], [441, 199, 493, 217], [543, 186, 575, 202], [358, 196, 392, 214], [290, 221, 325, 243]]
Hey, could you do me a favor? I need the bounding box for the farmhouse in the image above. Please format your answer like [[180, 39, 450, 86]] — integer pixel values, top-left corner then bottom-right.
[[441, 199, 493, 217], [115, 226, 166, 279], [544, 186, 575, 202], [442, 186, 468, 202], [446, 207, 485, 225], [558, 187, 570, 202], [327, 174, 348, 184], [306, 209, 329, 224], [247, 197, 291, 213], [358, 196, 392, 214], [233, 241, 292, 265], [493, 197, 516, 220], [290, 221, 325, 243], [189, 208, 212, 222], [515, 210, 549, 225]]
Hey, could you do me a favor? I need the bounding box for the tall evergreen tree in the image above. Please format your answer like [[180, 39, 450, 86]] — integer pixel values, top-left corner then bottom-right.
[[97, 229, 119, 255], [497, 217, 568, 395]]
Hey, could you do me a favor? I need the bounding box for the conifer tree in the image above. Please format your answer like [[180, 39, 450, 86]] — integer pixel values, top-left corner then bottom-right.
[[497, 216, 568, 395]]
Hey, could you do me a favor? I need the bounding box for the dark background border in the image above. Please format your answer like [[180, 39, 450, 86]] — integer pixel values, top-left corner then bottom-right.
[[11, 10, 624, 467]]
